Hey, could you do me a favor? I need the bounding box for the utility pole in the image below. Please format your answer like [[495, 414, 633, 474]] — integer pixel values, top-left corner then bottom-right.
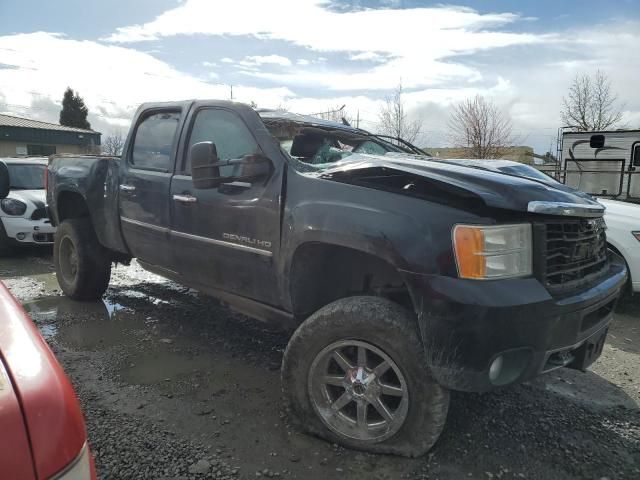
[[356, 110, 360, 129], [230, 85, 233, 100]]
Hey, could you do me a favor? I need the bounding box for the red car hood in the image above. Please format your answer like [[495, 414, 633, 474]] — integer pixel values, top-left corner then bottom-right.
[[0, 283, 87, 479]]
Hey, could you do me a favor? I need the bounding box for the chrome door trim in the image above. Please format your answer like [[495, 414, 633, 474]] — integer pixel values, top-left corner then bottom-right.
[[120, 216, 170, 234], [171, 230, 273, 257]]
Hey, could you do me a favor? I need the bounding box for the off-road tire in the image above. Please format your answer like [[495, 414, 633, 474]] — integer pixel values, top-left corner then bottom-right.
[[54, 218, 111, 300], [282, 296, 449, 457]]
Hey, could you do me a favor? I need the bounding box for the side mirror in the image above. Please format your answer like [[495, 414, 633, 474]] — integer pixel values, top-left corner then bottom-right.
[[0, 162, 9, 199], [238, 155, 272, 182], [590, 134, 605, 149], [190, 141, 221, 189]]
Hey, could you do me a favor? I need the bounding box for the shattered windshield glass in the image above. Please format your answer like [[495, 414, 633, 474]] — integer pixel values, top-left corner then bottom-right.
[[261, 117, 406, 170]]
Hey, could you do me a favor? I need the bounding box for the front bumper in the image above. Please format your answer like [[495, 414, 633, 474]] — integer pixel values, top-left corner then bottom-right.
[[1, 216, 56, 244], [403, 252, 628, 392]]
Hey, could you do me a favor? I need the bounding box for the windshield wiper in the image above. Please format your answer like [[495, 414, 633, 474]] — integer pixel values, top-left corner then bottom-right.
[[369, 134, 426, 156]]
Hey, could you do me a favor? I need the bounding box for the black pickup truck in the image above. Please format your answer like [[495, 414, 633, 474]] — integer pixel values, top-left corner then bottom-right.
[[46, 100, 627, 456]]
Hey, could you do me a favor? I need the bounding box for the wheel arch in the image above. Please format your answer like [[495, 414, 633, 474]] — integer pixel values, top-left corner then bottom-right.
[[287, 240, 414, 320], [56, 190, 90, 223]]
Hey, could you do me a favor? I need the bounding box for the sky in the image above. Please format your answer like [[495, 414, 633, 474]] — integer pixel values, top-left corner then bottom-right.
[[0, 0, 639, 153]]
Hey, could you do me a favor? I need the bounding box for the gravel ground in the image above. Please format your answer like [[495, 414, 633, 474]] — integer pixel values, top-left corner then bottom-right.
[[2, 250, 639, 479]]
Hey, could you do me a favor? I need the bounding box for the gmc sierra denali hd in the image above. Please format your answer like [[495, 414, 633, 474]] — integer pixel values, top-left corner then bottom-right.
[[46, 100, 627, 456]]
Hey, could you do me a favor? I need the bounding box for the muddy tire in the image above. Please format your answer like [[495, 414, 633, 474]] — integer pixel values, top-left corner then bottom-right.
[[54, 218, 111, 301], [282, 296, 449, 457]]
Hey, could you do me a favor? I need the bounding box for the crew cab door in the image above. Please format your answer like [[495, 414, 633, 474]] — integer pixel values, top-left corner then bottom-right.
[[119, 107, 184, 269], [170, 105, 283, 306]]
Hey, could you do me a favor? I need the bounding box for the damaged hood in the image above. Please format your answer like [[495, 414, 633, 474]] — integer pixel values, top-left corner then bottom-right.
[[314, 153, 603, 216]]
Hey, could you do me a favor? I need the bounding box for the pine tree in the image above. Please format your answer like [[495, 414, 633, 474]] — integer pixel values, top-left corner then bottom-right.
[[59, 87, 91, 130]]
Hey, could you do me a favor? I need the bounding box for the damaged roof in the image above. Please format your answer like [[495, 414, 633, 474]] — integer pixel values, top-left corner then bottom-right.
[[258, 110, 353, 131]]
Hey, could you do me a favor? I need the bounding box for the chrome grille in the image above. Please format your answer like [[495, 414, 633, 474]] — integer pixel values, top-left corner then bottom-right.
[[544, 217, 608, 289]]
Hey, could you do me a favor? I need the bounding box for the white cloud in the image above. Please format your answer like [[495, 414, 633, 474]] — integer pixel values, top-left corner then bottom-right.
[[244, 54, 292, 67], [0, 32, 295, 130], [1, 5, 638, 155], [105, 0, 544, 90], [349, 52, 386, 62]]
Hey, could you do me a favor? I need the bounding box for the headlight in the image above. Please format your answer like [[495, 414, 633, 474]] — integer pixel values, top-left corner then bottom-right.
[[453, 223, 532, 279], [52, 443, 93, 480], [1, 198, 27, 216], [632, 231, 640, 242]]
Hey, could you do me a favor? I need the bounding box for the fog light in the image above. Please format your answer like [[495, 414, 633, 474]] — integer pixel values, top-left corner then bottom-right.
[[489, 355, 504, 382], [16, 232, 26, 240]]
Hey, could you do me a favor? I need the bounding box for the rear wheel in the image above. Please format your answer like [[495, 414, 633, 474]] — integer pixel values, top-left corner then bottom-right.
[[54, 218, 111, 300], [282, 296, 449, 457]]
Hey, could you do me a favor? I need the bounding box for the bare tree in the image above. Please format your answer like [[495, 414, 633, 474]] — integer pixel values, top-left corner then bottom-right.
[[102, 129, 125, 156], [447, 95, 515, 159], [377, 82, 422, 144], [561, 70, 624, 131]]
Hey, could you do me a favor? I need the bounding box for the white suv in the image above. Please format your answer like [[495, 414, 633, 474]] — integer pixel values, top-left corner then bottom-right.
[[0, 157, 56, 255], [597, 198, 640, 294]]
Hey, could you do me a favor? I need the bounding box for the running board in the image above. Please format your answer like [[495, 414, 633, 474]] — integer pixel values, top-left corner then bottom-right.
[[137, 260, 296, 331]]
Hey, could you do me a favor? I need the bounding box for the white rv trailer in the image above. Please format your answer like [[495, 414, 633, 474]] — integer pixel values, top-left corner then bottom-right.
[[559, 129, 640, 202]]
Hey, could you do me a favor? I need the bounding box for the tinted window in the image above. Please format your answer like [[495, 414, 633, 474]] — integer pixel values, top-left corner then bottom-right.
[[185, 109, 260, 176], [634, 144, 640, 167], [27, 145, 56, 156], [131, 111, 180, 170], [7, 164, 46, 189]]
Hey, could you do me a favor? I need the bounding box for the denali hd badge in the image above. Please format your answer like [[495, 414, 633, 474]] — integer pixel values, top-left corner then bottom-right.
[[223, 233, 272, 249]]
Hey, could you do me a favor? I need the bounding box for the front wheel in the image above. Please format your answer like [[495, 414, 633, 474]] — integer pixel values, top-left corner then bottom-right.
[[282, 296, 449, 457], [54, 218, 111, 300]]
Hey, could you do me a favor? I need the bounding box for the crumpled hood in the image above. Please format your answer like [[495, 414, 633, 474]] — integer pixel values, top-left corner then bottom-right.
[[316, 153, 601, 214], [8, 189, 46, 208]]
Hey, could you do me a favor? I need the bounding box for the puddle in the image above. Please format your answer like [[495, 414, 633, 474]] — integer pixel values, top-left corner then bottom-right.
[[23, 296, 133, 347], [38, 323, 58, 339]]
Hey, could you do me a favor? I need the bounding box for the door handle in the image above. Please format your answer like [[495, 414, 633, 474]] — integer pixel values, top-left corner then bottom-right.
[[119, 184, 136, 192], [173, 194, 197, 203]]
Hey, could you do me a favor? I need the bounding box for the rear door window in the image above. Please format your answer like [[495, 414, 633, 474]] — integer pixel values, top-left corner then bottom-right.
[[131, 111, 181, 171]]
